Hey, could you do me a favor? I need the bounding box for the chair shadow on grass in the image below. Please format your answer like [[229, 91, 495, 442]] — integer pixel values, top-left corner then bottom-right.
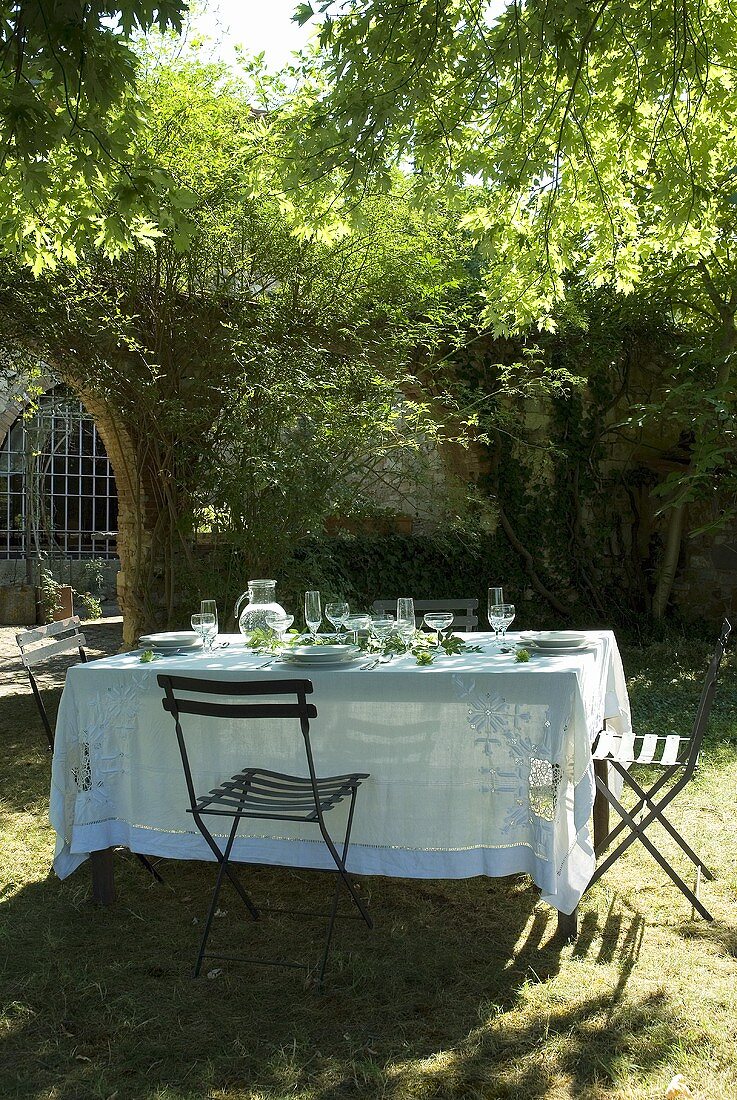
[[0, 847, 661, 1100]]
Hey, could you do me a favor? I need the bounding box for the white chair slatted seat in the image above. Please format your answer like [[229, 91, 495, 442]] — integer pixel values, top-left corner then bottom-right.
[[16, 617, 88, 751], [588, 618, 731, 921], [371, 599, 479, 631]]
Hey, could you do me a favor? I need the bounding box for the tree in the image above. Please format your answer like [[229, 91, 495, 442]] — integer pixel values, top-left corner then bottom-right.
[[0, 1, 188, 269], [0, 57, 473, 643], [290, 0, 737, 615]]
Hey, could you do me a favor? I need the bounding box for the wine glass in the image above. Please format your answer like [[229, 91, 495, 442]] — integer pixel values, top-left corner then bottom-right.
[[201, 600, 218, 647], [370, 614, 395, 661], [264, 609, 294, 645], [423, 610, 454, 648], [395, 598, 415, 652], [488, 605, 505, 649], [325, 600, 350, 640], [488, 587, 504, 630], [304, 590, 322, 642], [344, 612, 371, 646], [498, 603, 515, 640], [191, 612, 215, 651]]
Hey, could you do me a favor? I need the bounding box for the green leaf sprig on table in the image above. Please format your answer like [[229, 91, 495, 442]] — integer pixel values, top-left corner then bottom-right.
[[410, 632, 484, 665], [139, 649, 158, 663], [515, 648, 531, 663], [245, 628, 301, 654], [440, 634, 482, 656]]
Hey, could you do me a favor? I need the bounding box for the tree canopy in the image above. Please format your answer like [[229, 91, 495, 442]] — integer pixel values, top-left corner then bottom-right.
[[292, 1, 737, 331], [0, 1, 187, 269]]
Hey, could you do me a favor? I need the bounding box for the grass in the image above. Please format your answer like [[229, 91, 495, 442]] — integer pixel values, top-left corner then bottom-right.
[[1, 625, 736, 1100]]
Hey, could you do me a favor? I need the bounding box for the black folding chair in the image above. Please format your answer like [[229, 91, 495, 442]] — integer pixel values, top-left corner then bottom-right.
[[371, 598, 479, 631], [587, 618, 731, 920], [16, 616, 164, 885], [158, 674, 373, 984]]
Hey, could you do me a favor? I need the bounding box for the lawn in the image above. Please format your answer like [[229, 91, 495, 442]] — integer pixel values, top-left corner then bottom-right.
[[1, 622, 736, 1100]]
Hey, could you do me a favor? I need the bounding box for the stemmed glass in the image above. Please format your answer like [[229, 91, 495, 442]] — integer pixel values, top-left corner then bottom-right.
[[325, 600, 350, 640], [191, 612, 216, 651], [264, 609, 295, 645], [304, 590, 322, 642], [370, 614, 395, 661], [396, 597, 415, 652], [423, 610, 454, 648], [498, 603, 515, 641], [344, 612, 371, 646], [488, 587, 505, 648], [488, 587, 504, 628], [201, 600, 218, 649]]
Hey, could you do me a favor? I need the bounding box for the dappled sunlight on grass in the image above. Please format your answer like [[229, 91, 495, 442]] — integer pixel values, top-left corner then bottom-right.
[[1, 627, 736, 1098]]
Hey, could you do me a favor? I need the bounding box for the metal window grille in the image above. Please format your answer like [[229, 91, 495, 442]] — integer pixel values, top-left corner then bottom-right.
[[0, 386, 118, 559]]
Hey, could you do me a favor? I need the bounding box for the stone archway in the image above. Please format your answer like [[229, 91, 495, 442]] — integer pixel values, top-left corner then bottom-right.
[[0, 376, 156, 648]]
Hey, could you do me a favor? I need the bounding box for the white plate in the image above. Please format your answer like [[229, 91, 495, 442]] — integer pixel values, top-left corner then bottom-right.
[[290, 644, 359, 661], [278, 651, 364, 668], [521, 640, 590, 654], [139, 631, 203, 650], [519, 631, 587, 649]]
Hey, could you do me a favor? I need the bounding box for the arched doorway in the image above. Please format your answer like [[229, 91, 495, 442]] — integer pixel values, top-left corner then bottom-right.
[[0, 384, 118, 561]]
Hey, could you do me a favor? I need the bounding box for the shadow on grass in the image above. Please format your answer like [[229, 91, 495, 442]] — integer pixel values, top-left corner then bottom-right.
[[678, 920, 737, 958], [0, 626, 696, 1099], [0, 853, 660, 1100]]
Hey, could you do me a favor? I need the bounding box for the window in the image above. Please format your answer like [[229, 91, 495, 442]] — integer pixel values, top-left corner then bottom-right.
[[0, 386, 118, 559]]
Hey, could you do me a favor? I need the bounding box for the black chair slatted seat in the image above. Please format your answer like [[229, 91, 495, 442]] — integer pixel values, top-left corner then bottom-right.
[[371, 598, 479, 631], [158, 674, 372, 984], [587, 618, 731, 920], [16, 616, 163, 885]]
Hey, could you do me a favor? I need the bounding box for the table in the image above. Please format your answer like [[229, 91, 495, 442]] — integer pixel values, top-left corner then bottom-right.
[[49, 631, 631, 929]]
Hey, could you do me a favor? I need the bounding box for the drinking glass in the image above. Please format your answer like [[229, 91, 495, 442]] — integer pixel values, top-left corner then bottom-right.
[[191, 612, 215, 651], [423, 610, 454, 647], [344, 612, 371, 646], [393, 598, 414, 652], [488, 604, 505, 648], [264, 609, 295, 644], [498, 603, 515, 640], [487, 587, 504, 630], [201, 599, 218, 647], [370, 615, 395, 661], [304, 590, 322, 641], [325, 600, 350, 640]]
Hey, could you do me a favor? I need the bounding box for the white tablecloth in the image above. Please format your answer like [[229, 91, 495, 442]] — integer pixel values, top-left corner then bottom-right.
[[49, 631, 631, 914]]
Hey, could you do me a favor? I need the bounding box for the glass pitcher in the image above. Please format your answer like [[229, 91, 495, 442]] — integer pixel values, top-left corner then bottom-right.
[[235, 580, 288, 639]]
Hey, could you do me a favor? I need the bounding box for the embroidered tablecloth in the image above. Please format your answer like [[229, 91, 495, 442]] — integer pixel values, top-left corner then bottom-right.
[[50, 630, 631, 914]]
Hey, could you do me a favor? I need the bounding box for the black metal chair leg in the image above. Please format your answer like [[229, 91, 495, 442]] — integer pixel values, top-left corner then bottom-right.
[[616, 769, 715, 880], [194, 812, 250, 977], [598, 766, 674, 853], [588, 785, 713, 920], [194, 811, 260, 920], [317, 875, 343, 989], [135, 853, 165, 883]]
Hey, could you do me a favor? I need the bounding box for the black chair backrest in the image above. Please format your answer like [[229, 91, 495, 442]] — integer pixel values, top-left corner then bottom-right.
[[371, 599, 479, 631], [684, 618, 731, 773], [158, 675, 318, 813], [16, 616, 88, 750]]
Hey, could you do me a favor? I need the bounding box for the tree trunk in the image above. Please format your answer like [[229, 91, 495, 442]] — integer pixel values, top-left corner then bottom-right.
[[651, 502, 685, 620]]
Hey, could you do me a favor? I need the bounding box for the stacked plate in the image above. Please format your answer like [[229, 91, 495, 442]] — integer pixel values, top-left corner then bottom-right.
[[280, 643, 362, 668], [518, 631, 589, 654], [139, 631, 204, 654]]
